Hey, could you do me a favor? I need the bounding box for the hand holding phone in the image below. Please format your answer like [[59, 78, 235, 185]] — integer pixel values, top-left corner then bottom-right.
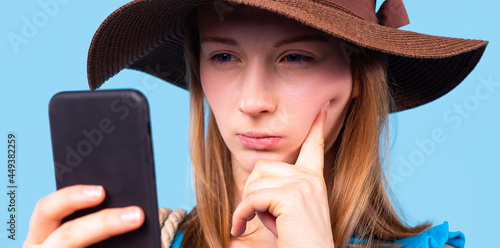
[[23, 185, 145, 248], [24, 90, 161, 248]]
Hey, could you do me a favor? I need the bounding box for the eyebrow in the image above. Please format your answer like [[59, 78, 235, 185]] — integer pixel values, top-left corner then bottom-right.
[[200, 37, 239, 46], [200, 34, 329, 47]]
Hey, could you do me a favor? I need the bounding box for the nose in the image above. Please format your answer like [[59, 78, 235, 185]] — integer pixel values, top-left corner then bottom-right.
[[237, 65, 277, 117]]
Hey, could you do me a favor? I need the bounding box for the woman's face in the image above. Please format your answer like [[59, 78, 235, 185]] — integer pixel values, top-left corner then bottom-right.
[[198, 6, 356, 174]]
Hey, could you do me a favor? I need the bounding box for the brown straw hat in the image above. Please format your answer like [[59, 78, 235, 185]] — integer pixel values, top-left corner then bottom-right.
[[87, 0, 488, 112]]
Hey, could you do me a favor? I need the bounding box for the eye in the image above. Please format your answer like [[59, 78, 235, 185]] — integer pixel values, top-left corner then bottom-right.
[[210, 53, 237, 63], [282, 54, 313, 63]]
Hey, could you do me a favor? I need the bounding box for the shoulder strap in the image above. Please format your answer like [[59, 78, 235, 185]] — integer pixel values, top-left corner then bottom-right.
[[159, 207, 188, 248]]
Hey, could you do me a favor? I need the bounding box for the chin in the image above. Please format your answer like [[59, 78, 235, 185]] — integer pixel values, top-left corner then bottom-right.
[[235, 149, 299, 172]]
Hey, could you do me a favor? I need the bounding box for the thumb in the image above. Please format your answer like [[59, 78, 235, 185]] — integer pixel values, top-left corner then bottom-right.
[[295, 101, 329, 172], [256, 212, 278, 238]]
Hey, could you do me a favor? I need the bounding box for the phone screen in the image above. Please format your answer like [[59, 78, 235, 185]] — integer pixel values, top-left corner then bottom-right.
[[48, 90, 161, 248]]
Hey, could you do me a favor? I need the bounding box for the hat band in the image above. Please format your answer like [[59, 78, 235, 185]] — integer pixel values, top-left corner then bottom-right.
[[330, 0, 409, 28]]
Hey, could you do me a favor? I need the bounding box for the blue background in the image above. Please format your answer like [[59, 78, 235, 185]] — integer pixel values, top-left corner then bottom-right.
[[1, 0, 498, 247]]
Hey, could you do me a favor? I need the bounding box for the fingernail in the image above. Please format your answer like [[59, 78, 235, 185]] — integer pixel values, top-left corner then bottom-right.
[[83, 185, 103, 198], [121, 208, 141, 224]]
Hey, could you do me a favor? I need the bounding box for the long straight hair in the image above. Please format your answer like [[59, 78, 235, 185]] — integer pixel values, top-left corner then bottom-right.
[[177, 11, 431, 248]]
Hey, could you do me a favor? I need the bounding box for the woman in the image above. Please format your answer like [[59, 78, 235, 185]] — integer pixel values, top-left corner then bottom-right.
[[23, 0, 487, 247]]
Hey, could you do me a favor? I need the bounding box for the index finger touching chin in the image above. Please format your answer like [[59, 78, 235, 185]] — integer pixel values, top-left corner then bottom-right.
[[295, 101, 329, 172]]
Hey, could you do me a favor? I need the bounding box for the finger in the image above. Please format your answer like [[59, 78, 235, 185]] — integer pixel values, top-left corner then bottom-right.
[[256, 211, 278, 238], [295, 101, 329, 172], [243, 176, 299, 199], [43, 206, 144, 248], [25, 185, 105, 245], [232, 188, 284, 237], [243, 160, 305, 196], [238, 179, 247, 195]]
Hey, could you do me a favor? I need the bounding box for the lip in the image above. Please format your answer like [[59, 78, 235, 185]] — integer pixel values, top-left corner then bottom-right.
[[238, 133, 281, 150]]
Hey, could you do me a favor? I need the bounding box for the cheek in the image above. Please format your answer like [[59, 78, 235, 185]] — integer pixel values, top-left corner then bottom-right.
[[200, 65, 224, 130], [307, 72, 352, 151], [200, 64, 239, 149], [200, 62, 216, 101], [200, 63, 231, 116], [323, 85, 353, 152], [280, 81, 351, 159], [323, 101, 350, 152]]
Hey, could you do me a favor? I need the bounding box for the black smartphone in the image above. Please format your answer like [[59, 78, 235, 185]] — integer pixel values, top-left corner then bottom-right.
[[48, 89, 161, 248]]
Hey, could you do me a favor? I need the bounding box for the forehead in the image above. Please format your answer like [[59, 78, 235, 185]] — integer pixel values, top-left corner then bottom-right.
[[197, 4, 327, 36]]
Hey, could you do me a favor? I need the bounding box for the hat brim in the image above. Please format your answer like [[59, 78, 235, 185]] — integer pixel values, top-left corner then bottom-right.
[[87, 0, 488, 112]]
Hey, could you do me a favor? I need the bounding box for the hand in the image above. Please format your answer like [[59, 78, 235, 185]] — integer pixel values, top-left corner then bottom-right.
[[23, 185, 144, 248], [231, 101, 335, 248]]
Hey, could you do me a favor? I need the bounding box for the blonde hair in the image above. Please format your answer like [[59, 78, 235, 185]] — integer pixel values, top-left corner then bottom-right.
[[177, 11, 431, 248]]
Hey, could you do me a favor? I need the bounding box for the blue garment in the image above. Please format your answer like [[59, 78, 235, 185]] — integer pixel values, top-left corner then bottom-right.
[[170, 221, 464, 248], [397, 222, 465, 248], [170, 231, 184, 248], [350, 222, 464, 248]]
